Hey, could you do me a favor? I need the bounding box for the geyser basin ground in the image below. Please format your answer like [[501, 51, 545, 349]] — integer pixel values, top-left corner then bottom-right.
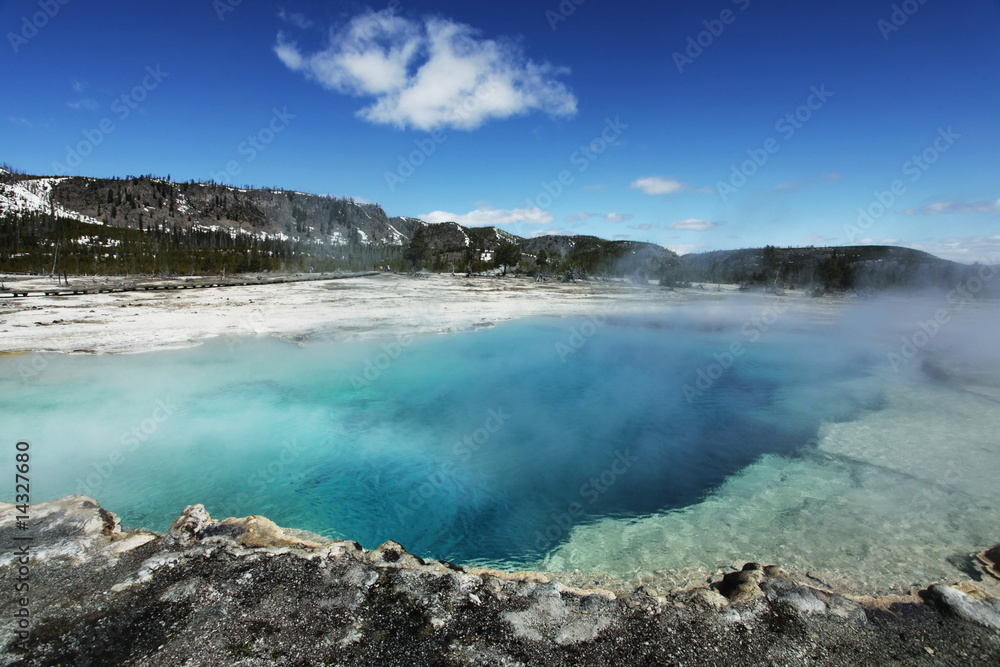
[[4, 299, 999, 594]]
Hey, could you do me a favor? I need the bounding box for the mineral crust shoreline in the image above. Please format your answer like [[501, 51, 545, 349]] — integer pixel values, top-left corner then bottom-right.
[[1, 497, 997, 666]]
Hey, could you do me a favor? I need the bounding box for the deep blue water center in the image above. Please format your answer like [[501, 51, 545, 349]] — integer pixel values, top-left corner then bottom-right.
[[4, 315, 883, 568]]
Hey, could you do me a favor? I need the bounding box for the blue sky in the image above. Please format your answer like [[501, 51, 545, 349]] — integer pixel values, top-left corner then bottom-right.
[[2, 0, 999, 261]]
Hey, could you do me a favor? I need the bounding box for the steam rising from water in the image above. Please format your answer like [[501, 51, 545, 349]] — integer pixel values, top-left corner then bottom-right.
[[3, 294, 998, 592]]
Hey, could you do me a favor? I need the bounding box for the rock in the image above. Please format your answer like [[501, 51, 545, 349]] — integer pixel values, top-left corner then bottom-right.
[[164, 503, 212, 546], [166, 504, 327, 550], [369, 540, 426, 568], [0, 495, 115, 544], [977, 544, 1000, 580], [759, 574, 862, 620], [0, 495, 119, 564], [715, 562, 766, 601], [219, 515, 326, 549], [693, 587, 730, 609], [764, 580, 829, 615], [764, 565, 788, 578], [103, 531, 158, 556], [925, 584, 1000, 631], [503, 582, 616, 646], [713, 561, 867, 624], [5, 498, 1000, 665]]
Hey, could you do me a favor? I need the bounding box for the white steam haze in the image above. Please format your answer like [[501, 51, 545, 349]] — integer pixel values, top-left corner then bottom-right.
[[3, 287, 998, 594], [544, 294, 1000, 593]]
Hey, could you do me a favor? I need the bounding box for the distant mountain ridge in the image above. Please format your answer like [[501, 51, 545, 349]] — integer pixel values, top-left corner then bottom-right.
[[0, 166, 994, 294], [681, 245, 997, 293], [0, 168, 679, 276], [0, 171, 420, 247]]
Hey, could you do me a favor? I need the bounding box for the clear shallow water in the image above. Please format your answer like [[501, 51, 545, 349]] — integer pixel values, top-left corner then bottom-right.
[[3, 305, 998, 591], [545, 376, 1000, 594]]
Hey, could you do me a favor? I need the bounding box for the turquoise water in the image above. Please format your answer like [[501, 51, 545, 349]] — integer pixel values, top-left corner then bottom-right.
[[2, 313, 892, 569]]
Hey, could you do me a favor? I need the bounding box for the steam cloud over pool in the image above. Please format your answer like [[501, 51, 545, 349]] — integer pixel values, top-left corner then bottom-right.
[[5, 299, 999, 593]]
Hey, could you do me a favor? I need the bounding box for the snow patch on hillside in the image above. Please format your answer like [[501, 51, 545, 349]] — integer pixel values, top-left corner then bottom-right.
[[0, 177, 105, 226], [384, 222, 407, 245]]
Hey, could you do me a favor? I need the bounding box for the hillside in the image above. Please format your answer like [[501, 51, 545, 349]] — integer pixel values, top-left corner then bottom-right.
[[2, 166, 992, 294], [2, 171, 420, 246], [0, 167, 430, 274], [680, 245, 996, 294], [0, 167, 679, 278]]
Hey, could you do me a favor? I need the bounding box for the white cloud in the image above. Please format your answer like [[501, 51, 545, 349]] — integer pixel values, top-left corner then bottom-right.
[[274, 39, 305, 70], [774, 180, 805, 192], [68, 98, 100, 111], [667, 218, 716, 231], [278, 10, 314, 29], [908, 235, 1000, 263], [564, 211, 633, 223], [903, 199, 1000, 215], [8, 117, 32, 128], [421, 206, 553, 227], [275, 10, 577, 131], [67, 79, 99, 111], [630, 176, 685, 196], [630, 176, 712, 197], [630, 223, 655, 231]]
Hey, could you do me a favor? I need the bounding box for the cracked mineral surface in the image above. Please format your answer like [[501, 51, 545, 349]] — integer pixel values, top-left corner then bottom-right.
[[1, 497, 997, 666]]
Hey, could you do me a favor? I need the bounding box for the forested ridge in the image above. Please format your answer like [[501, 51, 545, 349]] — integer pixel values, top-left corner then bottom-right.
[[1, 167, 993, 294]]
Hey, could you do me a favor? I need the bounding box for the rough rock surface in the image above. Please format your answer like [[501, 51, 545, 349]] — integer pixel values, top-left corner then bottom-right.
[[1, 497, 998, 666], [979, 545, 1000, 580]]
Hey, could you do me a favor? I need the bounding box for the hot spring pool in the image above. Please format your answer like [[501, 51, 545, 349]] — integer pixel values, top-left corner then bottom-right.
[[4, 303, 999, 593]]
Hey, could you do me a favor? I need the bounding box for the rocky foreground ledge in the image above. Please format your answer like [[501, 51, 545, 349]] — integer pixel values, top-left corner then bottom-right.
[[0, 498, 998, 666]]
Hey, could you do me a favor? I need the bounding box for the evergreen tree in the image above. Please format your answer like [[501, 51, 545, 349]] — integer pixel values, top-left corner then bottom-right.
[[495, 241, 521, 276], [762, 244, 778, 276], [536, 248, 549, 271], [404, 226, 430, 270]]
